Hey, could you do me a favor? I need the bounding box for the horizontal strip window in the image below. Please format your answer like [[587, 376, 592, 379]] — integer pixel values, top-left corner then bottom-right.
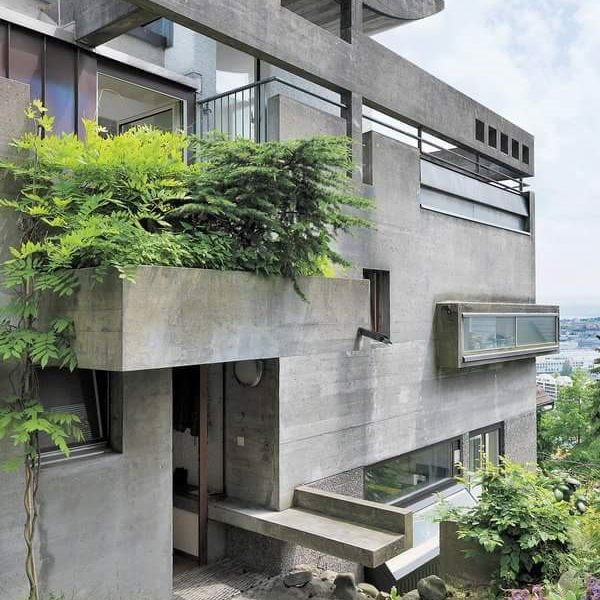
[[420, 188, 528, 233], [463, 313, 558, 360], [365, 438, 462, 505]]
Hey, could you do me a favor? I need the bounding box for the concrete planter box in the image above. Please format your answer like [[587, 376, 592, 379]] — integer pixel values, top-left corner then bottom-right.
[[43, 266, 370, 371], [439, 521, 499, 585]]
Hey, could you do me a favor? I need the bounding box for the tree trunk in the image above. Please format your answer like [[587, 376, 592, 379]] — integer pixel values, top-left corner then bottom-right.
[[23, 444, 40, 600]]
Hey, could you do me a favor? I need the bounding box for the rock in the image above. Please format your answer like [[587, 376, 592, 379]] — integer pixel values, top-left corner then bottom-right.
[[376, 593, 391, 600], [417, 576, 447, 600], [401, 590, 421, 600], [305, 578, 333, 597], [284, 570, 313, 588], [321, 570, 338, 582], [334, 573, 358, 600], [358, 583, 380, 598]]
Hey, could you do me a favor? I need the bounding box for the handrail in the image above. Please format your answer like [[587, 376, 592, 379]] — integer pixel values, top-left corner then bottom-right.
[[362, 113, 526, 195], [197, 76, 347, 110]]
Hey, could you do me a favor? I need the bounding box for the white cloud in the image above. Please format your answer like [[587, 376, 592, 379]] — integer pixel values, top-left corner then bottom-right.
[[374, 0, 600, 314]]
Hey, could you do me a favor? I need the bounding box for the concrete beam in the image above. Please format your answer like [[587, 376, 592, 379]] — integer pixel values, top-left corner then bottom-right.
[[75, 0, 156, 46], [121, 0, 534, 175]]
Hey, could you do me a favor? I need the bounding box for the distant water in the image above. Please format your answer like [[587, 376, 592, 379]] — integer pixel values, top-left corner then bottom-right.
[[559, 305, 600, 319]]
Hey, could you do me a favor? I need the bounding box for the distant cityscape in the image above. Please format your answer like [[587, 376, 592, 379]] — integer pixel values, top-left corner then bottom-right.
[[536, 316, 599, 377]]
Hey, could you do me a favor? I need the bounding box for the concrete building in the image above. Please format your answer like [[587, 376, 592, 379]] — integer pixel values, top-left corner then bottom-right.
[[536, 374, 572, 403], [0, 1, 559, 598]]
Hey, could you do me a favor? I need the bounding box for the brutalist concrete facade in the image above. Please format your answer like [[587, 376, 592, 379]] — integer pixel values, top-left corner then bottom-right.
[[0, 2, 551, 599]]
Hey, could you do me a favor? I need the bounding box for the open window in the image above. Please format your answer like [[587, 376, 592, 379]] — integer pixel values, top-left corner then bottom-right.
[[97, 73, 184, 135], [363, 269, 390, 337], [38, 368, 113, 462], [436, 302, 559, 369]]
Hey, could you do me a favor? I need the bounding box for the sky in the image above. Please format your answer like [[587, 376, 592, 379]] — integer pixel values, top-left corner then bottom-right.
[[374, 0, 600, 317]]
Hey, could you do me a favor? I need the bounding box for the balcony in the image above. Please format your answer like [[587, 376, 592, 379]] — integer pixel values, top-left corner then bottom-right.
[[42, 267, 370, 371], [436, 302, 560, 369]]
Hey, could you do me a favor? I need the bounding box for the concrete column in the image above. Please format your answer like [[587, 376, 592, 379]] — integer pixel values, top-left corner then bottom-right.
[[342, 90, 364, 185], [340, 0, 363, 43]]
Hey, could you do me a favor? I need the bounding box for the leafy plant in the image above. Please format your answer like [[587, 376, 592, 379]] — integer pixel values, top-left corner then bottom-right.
[[0, 104, 370, 600], [438, 459, 576, 589]]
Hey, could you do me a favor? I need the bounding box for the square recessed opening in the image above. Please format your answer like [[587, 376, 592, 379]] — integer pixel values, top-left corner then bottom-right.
[[500, 133, 509, 154], [512, 139, 520, 159], [488, 126, 497, 148], [475, 119, 485, 142]]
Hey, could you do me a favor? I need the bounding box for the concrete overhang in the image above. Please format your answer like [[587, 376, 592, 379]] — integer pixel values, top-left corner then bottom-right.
[[209, 486, 413, 568], [41, 267, 370, 371]]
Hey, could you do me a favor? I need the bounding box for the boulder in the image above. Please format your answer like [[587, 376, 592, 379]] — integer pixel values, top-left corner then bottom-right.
[[305, 578, 333, 597], [417, 576, 447, 600], [334, 573, 358, 600], [376, 593, 391, 600], [401, 590, 421, 600], [358, 583, 380, 598], [284, 570, 313, 588]]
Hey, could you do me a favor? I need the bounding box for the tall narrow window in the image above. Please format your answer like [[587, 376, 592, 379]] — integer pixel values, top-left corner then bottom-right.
[[522, 145, 530, 165], [500, 133, 509, 154], [488, 126, 497, 148], [363, 269, 390, 337], [475, 119, 485, 142], [512, 139, 520, 159]]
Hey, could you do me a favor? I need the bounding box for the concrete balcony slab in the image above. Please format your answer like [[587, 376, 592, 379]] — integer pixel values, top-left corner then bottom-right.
[[42, 266, 370, 371]]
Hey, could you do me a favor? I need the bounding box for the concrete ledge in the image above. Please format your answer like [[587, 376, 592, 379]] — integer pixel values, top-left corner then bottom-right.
[[209, 498, 408, 568], [294, 486, 413, 547], [42, 266, 370, 371]]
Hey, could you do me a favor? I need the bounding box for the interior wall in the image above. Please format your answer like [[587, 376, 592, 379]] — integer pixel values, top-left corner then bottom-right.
[[224, 359, 280, 509]]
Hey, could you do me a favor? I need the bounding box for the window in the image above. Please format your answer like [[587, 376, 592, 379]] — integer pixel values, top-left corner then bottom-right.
[[512, 139, 520, 159], [39, 369, 111, 459], [462, 313, 558, 361], [97, 73, 183, 136], [475, 119, 485, 143], [522, 145, 530, 165], [363, 269, 390, 336], [488, 126, 497, 148], [365, 438, 461, 504], [469, 425, 503, 470], [500, 133, 509, 154]]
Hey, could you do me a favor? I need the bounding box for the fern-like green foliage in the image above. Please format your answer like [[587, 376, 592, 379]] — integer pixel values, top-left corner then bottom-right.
[[0, 104, 372, 470]]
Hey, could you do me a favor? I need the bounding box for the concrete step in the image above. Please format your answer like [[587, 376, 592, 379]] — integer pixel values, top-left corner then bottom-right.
[[209, 493, 412, 568]]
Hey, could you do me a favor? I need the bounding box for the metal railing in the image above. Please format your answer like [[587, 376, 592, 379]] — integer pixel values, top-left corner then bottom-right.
[[197, 76, 345, 143], [362, 113, 526, 196], [197, 78, 526, 196]]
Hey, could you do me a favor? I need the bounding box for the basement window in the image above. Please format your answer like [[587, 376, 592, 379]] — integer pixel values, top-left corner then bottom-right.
[[363, 269, 390, 337], [365, 438, 462, 505], [39, 368, 114, 462]]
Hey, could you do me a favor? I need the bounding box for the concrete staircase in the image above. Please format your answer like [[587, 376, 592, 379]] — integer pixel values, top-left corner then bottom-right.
[[209, 486, 413, 568]]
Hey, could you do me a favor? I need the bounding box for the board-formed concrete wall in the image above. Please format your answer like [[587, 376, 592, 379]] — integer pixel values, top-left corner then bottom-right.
[[274, 98, 537, 509], [0, 369, 173, 600]]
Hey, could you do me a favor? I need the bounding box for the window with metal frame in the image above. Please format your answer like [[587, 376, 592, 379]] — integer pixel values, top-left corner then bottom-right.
[[365, 438, 462, 505], [469, 424, 503, 471], [39, 368, 113, 462]]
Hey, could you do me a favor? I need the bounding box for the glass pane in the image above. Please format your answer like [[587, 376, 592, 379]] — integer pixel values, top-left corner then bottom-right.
[[38, 369, 109, 452], [485, 430, 500, 466], [469, 435, 482, 471], [216, 42, 255, 94], [365, 441, 453, 503], [9, 27, 43, 101], [45, 39, 76, 134], [516, 315, 556, 347], [463, 316, 516, 353], [98, 73, 182, 136]]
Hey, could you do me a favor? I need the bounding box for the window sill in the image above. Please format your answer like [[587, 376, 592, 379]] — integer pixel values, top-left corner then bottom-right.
[[41, 442, 114, 467]]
